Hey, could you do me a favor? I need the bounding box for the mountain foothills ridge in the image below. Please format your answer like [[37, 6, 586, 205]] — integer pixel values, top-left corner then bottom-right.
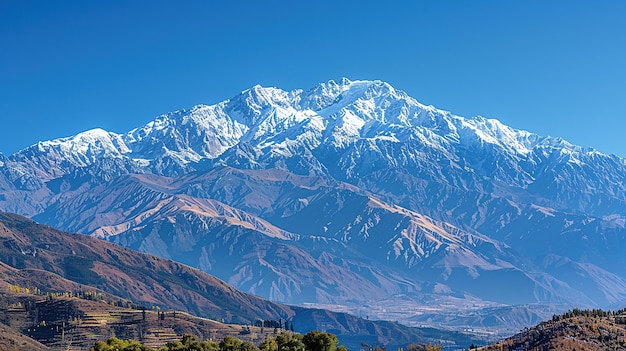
[[0, 212, 478, 350], [1, 78, 626, 334]]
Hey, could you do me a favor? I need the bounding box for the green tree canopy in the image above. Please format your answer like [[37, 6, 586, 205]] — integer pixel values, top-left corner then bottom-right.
[[302, 331, 338, 351], [160, 334, 219, 351], [90, 337, 150, 351], [276, 332, 304, 351], [259, 337, 278, 351]]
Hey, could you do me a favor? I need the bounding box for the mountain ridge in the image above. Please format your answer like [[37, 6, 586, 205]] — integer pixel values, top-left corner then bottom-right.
[[1, 78, 626, 335], [0, 211, 483, 350]]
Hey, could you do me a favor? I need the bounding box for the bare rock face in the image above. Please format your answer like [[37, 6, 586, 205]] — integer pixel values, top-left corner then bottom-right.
[[2, 79, 626, 333]]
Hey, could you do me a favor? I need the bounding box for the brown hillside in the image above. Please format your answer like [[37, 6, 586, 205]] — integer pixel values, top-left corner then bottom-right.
[[0, 290, 290, 351], [0, 212, 485, 350], [0, 320, 49, 351], [481, 313, 626, 351], [0, 212, 292, 324]]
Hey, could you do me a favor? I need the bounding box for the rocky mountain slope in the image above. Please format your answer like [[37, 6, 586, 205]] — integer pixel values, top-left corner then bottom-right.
[[0, 212, 291, 323], [0, 212, 482, 349], [1, 79, 625, 334]]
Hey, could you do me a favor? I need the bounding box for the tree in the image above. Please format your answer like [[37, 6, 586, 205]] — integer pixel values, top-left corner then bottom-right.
[[199, 340, 220, 351], [239, 341, 258, 351], [220, 336, 244, 351], [276, 332, 304, 351], [259, 337, 278, 351], [89, 337, 149, 351], [162, 340, 184, 350], [182, 334, 196, 347], [161, 334, 219, 351], [302, 331, 338, 351], [90, 341, 109, 351]]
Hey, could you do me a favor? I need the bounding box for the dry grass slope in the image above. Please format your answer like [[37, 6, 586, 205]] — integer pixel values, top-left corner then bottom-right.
[[0, 292, 288, 351], [480, 313, 626, 351]]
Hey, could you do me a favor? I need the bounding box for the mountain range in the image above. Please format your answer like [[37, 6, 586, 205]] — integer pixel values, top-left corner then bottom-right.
[[1, 78, 625, 335], [0, 212, 480, 350]]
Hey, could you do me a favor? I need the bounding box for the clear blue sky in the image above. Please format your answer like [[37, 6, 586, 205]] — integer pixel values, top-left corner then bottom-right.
[[1, 1, 625, 156]]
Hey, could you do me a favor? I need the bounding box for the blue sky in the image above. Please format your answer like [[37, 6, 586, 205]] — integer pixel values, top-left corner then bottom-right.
[[1, 1, 625, 156]]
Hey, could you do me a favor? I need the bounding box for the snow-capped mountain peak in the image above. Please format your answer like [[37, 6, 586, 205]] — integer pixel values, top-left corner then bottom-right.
[[4, 78, 626, 332], [457, 116, 537, 156], [26, 128, 130, 167], [7, 78, 622, 193], [35, 127, 127, 154]]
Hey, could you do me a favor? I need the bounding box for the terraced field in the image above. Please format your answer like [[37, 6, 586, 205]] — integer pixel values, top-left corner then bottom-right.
[[0, 292, 289, 350]]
